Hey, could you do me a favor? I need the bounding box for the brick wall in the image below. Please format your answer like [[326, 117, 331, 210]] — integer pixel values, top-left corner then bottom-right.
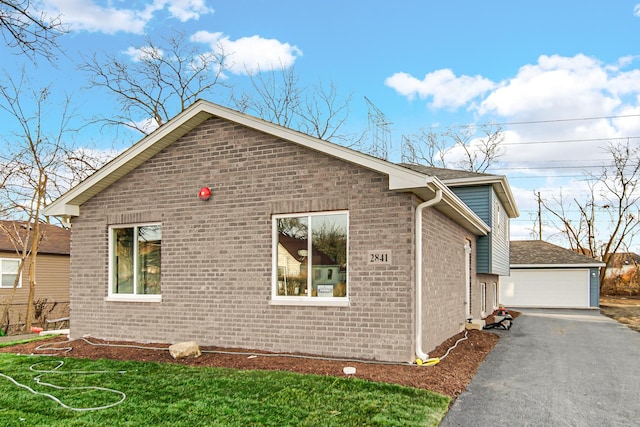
[[71, 118, 416, 361], [420, 204, 478, 353], [70, 117, 480, 362]]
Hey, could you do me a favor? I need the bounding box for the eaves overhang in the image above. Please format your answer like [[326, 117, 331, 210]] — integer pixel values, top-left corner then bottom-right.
[[511, 263, 606, 269], [442, 175, 520, 218], [45, 100, 490, 236]]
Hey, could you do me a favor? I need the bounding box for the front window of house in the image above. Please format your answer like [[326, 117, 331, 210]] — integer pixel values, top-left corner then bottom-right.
[[273, 212, 348, 302], [110, 224, 161, 299], [0, 259, 21, 288]]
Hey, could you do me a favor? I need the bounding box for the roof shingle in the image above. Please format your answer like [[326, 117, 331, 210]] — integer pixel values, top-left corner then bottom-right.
[[0, 221, 70, 255], [510, 240, 604, 266]]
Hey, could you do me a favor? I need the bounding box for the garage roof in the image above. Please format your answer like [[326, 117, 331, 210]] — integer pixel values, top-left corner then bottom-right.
[[511, 240, 605, 268]]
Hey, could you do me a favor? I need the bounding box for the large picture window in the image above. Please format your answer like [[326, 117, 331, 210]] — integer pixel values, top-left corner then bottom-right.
[[0, 259, 21, 288], [109, 224, 161, 300], [273, 212, 348, 303]]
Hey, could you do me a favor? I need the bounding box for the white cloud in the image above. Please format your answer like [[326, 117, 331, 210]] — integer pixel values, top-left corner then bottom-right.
[[384, 69, 496, 109], [166, 0, 212, 22], [191, 31, 302, 75], [44, 0, 212, 34], [634, 4, 640, 17], [478, 54, 615, 118]]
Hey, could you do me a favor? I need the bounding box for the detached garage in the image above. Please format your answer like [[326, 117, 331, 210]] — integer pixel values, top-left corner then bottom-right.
[[500, 240, 605, 309]]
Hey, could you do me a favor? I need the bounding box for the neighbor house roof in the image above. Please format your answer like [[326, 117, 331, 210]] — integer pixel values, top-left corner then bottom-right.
[[0, 220, 70, 256], [278, 234, 335, 266], [510, 240, 605, 268], [400, 164, 519, 218], [607, 252, 640, 268], [45, 100, 494, 236]]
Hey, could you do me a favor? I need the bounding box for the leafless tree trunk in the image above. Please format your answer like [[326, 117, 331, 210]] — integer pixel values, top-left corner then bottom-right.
[[232, 66, 364, 147], [401, 123, 505, 172], [80, 30, 228, 135], [540, 139, 640, 291], [0, 73, 103, 330]]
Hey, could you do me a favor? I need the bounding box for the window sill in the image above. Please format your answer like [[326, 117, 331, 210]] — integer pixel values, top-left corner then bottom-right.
[[104, 295, 162, 303], [269, 298, 349, 307]]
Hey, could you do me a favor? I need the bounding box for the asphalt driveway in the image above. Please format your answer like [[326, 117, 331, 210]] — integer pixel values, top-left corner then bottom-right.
[[441, 309, 640, 427]]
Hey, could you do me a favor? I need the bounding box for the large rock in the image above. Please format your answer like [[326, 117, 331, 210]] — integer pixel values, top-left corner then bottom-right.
[[169, 341, 201, 359]]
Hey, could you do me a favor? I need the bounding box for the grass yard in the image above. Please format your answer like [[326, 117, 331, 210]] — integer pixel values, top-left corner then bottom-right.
[[0, 353, 449, 426]]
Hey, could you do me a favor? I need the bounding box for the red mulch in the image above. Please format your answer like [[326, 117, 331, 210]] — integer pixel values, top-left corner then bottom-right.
[[1, 311, 518, 398]]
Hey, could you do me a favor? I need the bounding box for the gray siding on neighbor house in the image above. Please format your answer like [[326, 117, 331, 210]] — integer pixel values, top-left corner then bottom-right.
[[68, 116, 479, 363], [590, 267, 600, 307]]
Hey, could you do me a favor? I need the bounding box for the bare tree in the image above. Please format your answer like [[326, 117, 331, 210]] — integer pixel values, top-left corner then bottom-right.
[[540, 139, 640, 291], [232, 66, 363, 147], [401, 123, 505, 172], [0, 73, 107, 330], [81, 31, 228, 134], [0, 0, 65, 61]]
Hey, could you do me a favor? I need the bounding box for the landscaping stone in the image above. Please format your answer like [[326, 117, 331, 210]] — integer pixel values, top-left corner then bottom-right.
[[169, 341, 201, 359]]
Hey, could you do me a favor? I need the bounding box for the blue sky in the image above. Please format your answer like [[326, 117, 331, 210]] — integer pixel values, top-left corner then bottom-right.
[[2, 1, 640, 250]]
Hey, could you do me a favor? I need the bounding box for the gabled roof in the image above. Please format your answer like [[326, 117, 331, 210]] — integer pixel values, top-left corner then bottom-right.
[[278, 234, 335, 266], [510, 240, 605, 268], [400, 164, 519, 218], [45, 100, 493, 236], [0, 220, 70, 256]]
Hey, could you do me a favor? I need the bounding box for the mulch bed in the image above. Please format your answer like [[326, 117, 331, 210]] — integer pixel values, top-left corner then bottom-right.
[[0, 328, 507, 398]]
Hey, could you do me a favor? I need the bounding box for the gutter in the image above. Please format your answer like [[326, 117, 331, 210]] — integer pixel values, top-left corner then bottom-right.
[[415, 185, 443, 362]]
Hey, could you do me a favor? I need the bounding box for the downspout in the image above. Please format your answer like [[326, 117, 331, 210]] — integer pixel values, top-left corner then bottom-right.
[[415, 187, 443, 362]]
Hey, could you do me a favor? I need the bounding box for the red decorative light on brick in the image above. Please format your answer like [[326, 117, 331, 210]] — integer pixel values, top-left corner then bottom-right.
[[198, 187, 211, 201]]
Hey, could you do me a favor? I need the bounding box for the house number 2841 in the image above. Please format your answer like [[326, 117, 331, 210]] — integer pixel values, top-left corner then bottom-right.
[[368, 250, 391, 265]]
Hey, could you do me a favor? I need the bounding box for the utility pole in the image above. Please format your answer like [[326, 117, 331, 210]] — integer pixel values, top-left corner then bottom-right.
[[536, 191, 543, 240]]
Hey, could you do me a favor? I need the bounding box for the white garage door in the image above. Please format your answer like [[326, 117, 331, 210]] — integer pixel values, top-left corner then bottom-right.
[[500, 269, 590, 308]]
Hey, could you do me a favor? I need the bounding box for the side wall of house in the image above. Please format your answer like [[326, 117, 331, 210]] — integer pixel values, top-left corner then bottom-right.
[[421, 206, 479, 353], [0, 252, 70, 329], [70, 117, 424, 362]]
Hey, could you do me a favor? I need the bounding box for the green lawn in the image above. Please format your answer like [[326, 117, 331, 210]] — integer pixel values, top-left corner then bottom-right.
[[0, 353, 449, 426]]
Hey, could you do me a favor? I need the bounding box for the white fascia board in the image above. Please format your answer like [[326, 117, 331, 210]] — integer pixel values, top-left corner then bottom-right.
[[394, 176, 490, 236], [511, 263, 606, 268], [44, 99, 494, 236], [45, 104, 214, 217], [443, 175, 520, 218]]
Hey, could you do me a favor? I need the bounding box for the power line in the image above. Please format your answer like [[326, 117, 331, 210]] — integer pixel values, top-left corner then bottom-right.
[[445, 113, 640, 129], [502, 136, 640, 146]]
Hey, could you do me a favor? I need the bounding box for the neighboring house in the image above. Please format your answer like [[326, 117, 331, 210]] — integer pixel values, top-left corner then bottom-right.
[[0, 221, 70, 330], [45, 100, 518, 363], [499, 240, 604, 309], [604, 252, 640, 278]]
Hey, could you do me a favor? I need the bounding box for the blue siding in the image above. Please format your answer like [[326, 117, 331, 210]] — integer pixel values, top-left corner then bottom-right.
[[451, 186, 510, 275], [589, 267, 600, 307], [451, 187, 491, 273]]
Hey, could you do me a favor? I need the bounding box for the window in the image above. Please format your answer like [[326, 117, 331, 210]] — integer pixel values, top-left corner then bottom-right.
[[480, 282, 487, 318], [273, 211, 348, 304], [492, 282, 498, 309], [108, 224, 161, 301], [0, 259, 21, 288]]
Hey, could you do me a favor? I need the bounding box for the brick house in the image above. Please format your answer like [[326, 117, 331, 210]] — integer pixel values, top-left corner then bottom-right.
[[0, 221, 70, 331], [45, 100, 518, 362]]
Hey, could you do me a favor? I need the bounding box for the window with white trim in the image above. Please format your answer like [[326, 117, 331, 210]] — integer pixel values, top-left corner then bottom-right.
[[492, 282, 498, 309], [480, 282, 487, 318], [109, 224, 161, 299], [273, 212, 348, 302], [0, 258, 21, 288]]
